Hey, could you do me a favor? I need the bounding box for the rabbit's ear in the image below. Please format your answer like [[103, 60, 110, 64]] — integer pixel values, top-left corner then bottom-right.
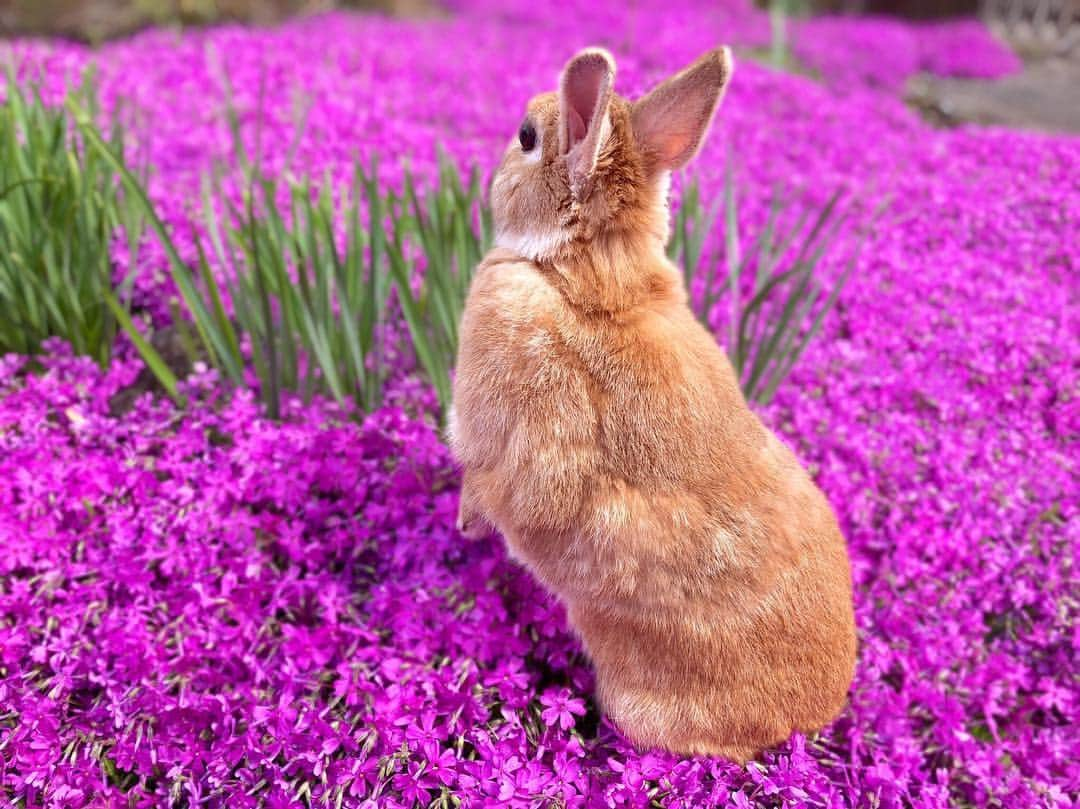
[[559, 47, 615, 198], [632, 47, 732, 171]]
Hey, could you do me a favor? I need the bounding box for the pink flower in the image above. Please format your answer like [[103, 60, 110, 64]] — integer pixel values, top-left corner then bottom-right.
[[540, 688, 587, 731]]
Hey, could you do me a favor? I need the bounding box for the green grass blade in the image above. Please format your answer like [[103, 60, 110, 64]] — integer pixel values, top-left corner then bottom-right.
[[105, 293, 181, 403]]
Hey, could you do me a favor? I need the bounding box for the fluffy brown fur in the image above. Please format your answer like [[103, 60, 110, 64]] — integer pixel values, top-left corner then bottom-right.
[[449, 46, 857, 762]]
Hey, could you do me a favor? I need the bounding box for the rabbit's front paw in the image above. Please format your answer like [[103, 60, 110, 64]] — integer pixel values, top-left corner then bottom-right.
[[456, 495, 493, 540]]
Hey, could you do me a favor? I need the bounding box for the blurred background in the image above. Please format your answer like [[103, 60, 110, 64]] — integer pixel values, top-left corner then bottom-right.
[[2, 0, 1077, 134], [0, 0, 437, 42], [1, 0, 1076, 49]]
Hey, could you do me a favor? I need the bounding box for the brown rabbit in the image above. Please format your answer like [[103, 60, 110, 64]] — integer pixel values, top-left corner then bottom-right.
[[448, 46, 856, 762]]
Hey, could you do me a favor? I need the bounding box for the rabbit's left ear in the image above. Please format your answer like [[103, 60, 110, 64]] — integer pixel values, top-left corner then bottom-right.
[[632, 47, 733, 171], [559, 48, 616, 199]]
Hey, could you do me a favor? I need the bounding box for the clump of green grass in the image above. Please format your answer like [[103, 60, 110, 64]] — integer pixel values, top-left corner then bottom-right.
[[75, 90, 488, 420], [0, 71, 145, 365], [195, 162, 393, 419], [669, 170, 876, 405], [77, 121, 382, 413], [386, 154, 493, 417]]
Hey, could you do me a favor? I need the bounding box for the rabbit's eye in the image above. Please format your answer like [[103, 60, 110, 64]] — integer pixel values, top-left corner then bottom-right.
[[518, 121, 537, 153]]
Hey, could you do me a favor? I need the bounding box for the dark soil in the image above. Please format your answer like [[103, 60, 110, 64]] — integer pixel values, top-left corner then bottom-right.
[[107, 324, 203, 416]]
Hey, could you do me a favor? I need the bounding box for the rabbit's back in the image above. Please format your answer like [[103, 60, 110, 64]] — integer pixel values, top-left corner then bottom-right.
[[452, 249, 856, 759], [452, 250, 823, 594]]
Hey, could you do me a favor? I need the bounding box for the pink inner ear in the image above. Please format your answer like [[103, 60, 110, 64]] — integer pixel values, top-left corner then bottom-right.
[[566, 105, 587, 145], [562, 58, 606, 152], [631, 49, 731, 171]]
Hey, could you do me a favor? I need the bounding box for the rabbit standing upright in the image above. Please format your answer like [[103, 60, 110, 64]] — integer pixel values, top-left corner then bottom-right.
[[449, 46, 857, 762]]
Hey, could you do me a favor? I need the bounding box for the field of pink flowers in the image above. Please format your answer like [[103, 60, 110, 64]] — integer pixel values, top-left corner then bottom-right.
[[1, 0, 1077, 806]]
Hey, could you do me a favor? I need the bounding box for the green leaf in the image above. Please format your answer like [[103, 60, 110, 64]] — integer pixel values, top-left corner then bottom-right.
[[677, 159, 864, 404], [105, 293, 181, 403]]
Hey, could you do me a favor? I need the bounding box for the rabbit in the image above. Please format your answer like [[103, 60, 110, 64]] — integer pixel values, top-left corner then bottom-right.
[[448, 46, 857, 763]]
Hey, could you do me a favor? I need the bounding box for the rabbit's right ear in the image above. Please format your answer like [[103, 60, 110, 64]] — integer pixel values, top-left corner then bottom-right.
[[559, 48, 615, 200]]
